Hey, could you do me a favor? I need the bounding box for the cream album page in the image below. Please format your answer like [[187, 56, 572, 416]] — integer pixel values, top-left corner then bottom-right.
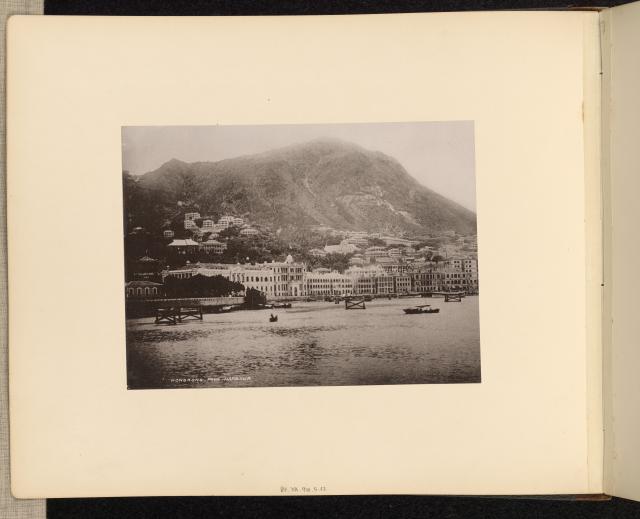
[[8, 12, 602, 497]]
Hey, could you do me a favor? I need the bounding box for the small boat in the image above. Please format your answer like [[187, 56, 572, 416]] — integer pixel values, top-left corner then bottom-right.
[[272, 302, 292, 309], [219, 305, 234, 313], [269, 314, 278, 322], [403, 305, 440, 314]]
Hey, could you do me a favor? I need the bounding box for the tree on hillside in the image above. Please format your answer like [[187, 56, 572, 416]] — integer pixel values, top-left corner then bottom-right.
[[219, 226, 241, 239], [321, 253, 351, 273]]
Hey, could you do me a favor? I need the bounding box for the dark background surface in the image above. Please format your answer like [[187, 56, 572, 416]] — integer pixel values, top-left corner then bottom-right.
[[47, 495, 640, 519], [44, 0, 629, 15], [43, 0, 638, 517]]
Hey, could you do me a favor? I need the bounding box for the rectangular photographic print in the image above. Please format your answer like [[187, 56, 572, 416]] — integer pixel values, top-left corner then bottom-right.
[[122, 122, 480, 389]]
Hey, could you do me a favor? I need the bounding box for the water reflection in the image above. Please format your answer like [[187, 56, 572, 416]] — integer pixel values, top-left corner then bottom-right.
[[126, 297, 481, 389]]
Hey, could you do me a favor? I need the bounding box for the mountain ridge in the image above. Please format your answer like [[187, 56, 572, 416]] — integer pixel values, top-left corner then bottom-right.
[[127, 139, 477, 236]]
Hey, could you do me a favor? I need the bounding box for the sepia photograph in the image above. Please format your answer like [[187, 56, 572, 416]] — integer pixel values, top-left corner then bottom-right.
[[122, 122, 480, 389]]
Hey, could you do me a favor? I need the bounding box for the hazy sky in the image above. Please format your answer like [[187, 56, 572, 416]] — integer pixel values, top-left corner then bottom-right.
[[122, 121, 476, 211]]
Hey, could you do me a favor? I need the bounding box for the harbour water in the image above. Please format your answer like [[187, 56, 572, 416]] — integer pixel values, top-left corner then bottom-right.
[[126, 297, 481, 389]]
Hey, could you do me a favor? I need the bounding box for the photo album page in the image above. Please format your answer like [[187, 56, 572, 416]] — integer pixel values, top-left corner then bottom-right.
[[8, 12, 603, 497]]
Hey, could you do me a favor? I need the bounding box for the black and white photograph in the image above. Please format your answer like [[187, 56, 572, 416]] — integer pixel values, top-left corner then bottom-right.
[[122, 122, 480, 389]]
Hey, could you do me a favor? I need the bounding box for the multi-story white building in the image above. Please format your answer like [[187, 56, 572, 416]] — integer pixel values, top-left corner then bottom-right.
[[346, 265, 385, 295], [364, 246, 388, 261], [375, 275, 395, 294], [163, 230, 175, 238], [202, 219, 214, 229], [162, 255, 306, 299], [305, 271, 353, 297], [240, 227, 259, 237], [184, 212, 200, 221], [394, 275, 412, 294], [198, 239, 227, 254], [218, 215, 236, 228], [228, 267, 276, 296], [184, 219, 197, 230], [269, 255, 305, 297], [212, 223, 227, 233], [324, 241, 358, 255]]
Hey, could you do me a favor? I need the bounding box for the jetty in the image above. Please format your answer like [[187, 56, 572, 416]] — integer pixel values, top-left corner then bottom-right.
[[345, 297, 366, 310], [155, 305, 203, 325], [421, 291, 466, 302]]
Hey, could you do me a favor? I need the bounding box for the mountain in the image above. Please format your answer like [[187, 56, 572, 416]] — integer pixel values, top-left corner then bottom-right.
[[127, 138, 477, 236]]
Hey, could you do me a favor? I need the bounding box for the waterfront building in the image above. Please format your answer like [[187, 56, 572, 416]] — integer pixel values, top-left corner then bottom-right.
[[162, 255, 307, 298], [411, 270, 447, 292], [346, 265, 385, 295], [269, 255, 305, 297], [228, 267, 276, 296], [305, 271, 353, 297], [375, 275, 395, 294], [394, 274, 412, 294], [125, 280, 162, 298], [351, 275, 376, 295]]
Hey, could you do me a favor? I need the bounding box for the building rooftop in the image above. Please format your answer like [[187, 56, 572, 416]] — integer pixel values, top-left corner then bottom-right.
[[168, 239, 199, 247], [125, 280, 162, 287]]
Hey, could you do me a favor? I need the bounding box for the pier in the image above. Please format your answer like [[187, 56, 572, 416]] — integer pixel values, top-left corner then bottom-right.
[[441, 291, 465, 302], [126, 296, 244, 319], [345, 298, 366, 310], [421, 291, 466, 301], [155, 306, 203, 325]]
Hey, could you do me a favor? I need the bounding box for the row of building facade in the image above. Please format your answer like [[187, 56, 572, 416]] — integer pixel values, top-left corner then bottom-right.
[[159, 256, 478, 299]]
